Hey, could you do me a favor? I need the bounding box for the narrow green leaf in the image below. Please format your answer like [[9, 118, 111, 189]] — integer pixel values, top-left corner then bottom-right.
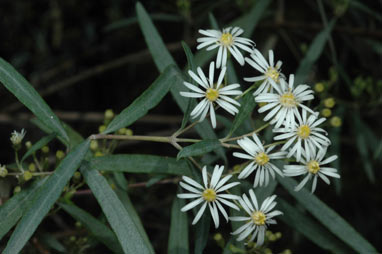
[[278, 176, 377, 253], [349, 0, 382, 22], [3, 139, 90, 254], [177, 140, 222, 159], [278, 198, 350, 253], [228, 92, 256, 137], [114, 188, 153, 250], [353, 113, 375, 182], [0, 58, 69, 143], [136, 2, 176, 73], [81, 163, 154, 254], [21, 133, 56, 162], [59, 203, 123, 254], [136, 3, 226, 162], [194, 213, 210, 254], [105, 65, 177, 134], [0, 178, 47, 239], [208, 12, 219, 30], [168, 193, 189, 254], [89, 154, 191, 176], [295, 19, 336, 84], [39, 233, 67, 253], [31, 118, 84, 148]]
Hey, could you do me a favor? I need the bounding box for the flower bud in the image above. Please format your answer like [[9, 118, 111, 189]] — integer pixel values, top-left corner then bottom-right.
[[125, 129, 133, 136], [25, 141, 33, 149], [14, 186, 21, 194], [314, 82, 325, 93], [23, 171, 33, 181], [0, 165, 8, 177], [10, 129, 26, 147], [42, 146, 50, 153], [330, 116, 342, 127], [28, 163, 36, 172], [56, 150, 65, 160], [98, 125, 106, 133], [321, 108, 332, 117], [117, 128, 127, 135], [104, 109, 114, 120], [90, 140, 99, 151], [324, 97, 335, 108]]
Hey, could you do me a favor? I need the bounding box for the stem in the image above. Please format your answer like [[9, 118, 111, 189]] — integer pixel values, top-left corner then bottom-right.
[[172, 121, 199, 138], [8, 171, 53, 176], [264, 140, 286, 148], [14, 150, 24, 173]]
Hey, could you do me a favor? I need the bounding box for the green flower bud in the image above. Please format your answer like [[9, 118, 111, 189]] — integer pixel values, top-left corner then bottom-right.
[[330, 116, 342, 127], [90, 140, 99, 151], [42, 146, 50, 153], [324, 98, 336, 108], [0, 165, 8, 177], [104, 109, 114, 120], [98, 125, 106, 133], [314, 82, 325, 93], [321, 108, 332, 117], [28, 163, 36, 172], [14, 186, 21, 194], [117, 128, 127, 135], [125, 129, 133, 136], [56, 150, 65, 160], [73, 171, 81, 181], [25, 141, 33, 149], [23, 171, 33, 181]]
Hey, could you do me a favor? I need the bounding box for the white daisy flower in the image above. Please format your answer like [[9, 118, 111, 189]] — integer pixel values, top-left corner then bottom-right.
[[273, 109, 331, 162], [230, 190, 283, 246], [255, 74, 314, 129], [244, 49, 284, 96], [177, 165, 240, 228], [10, 129, 26, 146], [180, 61, 242, 128], [233, 134, 286, 187], [283, 147, 340, 192], [197, 27, 255, 68]]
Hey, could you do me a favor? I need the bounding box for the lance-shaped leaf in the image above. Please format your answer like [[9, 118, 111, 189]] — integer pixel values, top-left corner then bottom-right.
[[0, 178, 47, 239], [3, 139, 90, 254], [89, 154, 191, 176], [177, 140, 222, 159], [0, 58, 69, 144], [228, 92, 256, 137], [278, 198, 350, 253], [278, 176, 377, 254], [81, 163, 154, 254], [21, 133, 56, 162], [168, 192, 189, 254], [59, 203, 123, 254], [105, 64, 177, 134], [295, 19, 336, 84]]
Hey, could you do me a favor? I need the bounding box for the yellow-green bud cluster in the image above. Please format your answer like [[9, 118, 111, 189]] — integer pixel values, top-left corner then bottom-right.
[[0, 165, 8, 177]]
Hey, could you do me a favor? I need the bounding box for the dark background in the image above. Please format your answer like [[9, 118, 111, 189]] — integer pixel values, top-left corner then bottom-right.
[[0, 0, 381, 253]]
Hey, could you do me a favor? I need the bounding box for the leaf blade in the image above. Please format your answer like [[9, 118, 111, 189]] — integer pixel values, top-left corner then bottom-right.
[[0, 58, 69, 143], [168, 193, 189, 254], [81, 163, 155, 254], [105, 65, 177, 134], [3, 139, 90, 254], [21, 133, 56, 162], [177, 140, 222, 159], [89, 154, 191, 176], [228, 92, 256, 137]]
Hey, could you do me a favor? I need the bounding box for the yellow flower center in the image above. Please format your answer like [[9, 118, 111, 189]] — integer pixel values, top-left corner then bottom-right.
[[220, 33, 233, 46], [307, 160, 320, 174], [206, 88, 219, 102], [255, 152, 269, 166], [265, 67, 280, 82], [279, 92, 297, 108], [297, 125, 311, 139], [202, 188, 216, 202], [251, 211, 266, 225]]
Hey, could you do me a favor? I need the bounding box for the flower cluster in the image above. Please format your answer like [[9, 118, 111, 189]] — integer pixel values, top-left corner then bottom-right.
[[178, 26, 340, 245]]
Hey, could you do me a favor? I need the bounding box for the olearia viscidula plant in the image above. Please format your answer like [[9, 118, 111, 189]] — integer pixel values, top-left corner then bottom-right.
[[0, 2, 378, 253]]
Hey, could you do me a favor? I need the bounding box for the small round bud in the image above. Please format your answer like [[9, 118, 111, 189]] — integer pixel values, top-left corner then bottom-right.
[[90, 140, 99, 151], [330, 116, 342, 127], [125, 129, 133, 136], [0, 165, 8, 177], [324, 97, 336, 108], [282, 249, 292, 254], [75, 221, 82, 228], [95, 151, 104, 157], [73, 171, 81, 180], [25, 141, 33, 149], [28, 163, 36, 172], [213, 233, 223, 241], [14, 186, 21, 194], [275, 232, 282, 239], [23, 171, 33, 181], [56, 150, 65, 160], [314, 82, 325, 93], [42, 146, 50, 153], [117, 128, 127, 135], [264, 248, 272, 254], [69, 236, 76, 242], [321, 108, 332, 117], [104, 109, 114, 120], [98, 125, 106, 133]]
